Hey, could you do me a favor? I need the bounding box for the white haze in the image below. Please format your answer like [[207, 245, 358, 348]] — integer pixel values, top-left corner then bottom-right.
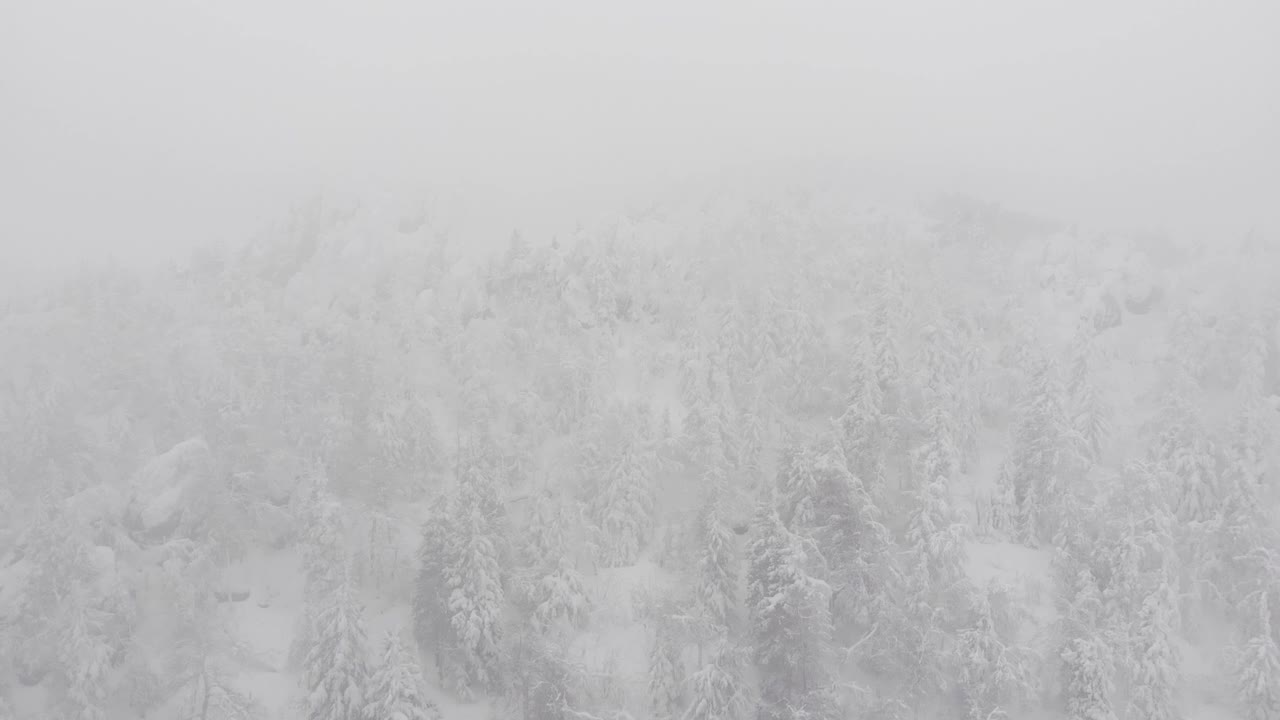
[[2, 0, 1279, 275]]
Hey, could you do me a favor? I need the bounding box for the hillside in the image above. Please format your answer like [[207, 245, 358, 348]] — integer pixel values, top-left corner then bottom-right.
[[1, 188, 1279, 720]]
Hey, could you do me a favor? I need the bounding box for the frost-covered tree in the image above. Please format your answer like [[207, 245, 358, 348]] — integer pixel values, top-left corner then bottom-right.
[[895, 472, 972, 711], [531, 556, 590, 636], [301, 572, 371, 720], [414, 493, 457, 684], [293, 475, 349, 669], [1059, 565, 1117, 720], [1061, 634, 1117, 720], [590, 435, 656, 567], [58, 597, 115, 720], [365, 631, 441, 720], [684, 645, 750, 720], [1147, 380, 1220, 525], [837, 347, 888, 499], [1126, 588, 1181, 720], [1000, 355, 1070, 545], [958, 585, 1034, 720], [694, 478, 741, 633], [1237, 593, 1280, 720], [746, 501, 834, 720], [650, 616, 687, 720], [1066, 326, 1110, 466], [444, 451, 508, 697], [776, 436, 893, 637], [905, 476, 969, 599]]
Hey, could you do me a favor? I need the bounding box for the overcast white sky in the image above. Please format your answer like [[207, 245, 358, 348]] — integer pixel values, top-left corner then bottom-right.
[[3, 0, 1279, 277]]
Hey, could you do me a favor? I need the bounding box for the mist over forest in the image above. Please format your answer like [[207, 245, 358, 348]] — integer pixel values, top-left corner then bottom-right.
[[3, 2, 1280, 720]]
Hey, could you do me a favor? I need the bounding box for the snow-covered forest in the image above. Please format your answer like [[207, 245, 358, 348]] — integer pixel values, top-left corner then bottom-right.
[[1, 187, 1278, 720]]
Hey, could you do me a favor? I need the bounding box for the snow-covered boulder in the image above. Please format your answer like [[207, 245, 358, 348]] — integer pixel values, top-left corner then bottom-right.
[[125, 437, 214, 539]]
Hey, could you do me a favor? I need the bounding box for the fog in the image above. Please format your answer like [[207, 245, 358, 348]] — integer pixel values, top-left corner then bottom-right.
[[3, 0, 1279, 276]]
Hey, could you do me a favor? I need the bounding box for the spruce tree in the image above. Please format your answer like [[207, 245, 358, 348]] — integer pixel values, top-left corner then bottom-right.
[[365, 631, 441, 720], [1238, 593, 1280, 720], [444, 452, 507, 697], [1126, 588, 1181, 720], [302, 571, 371, 720], [592, 437, 656, 567], [1003, 356, 1069, 546], [649, 619, 686, 720], [746, 501, 833, 720], [958, 585, 1034, 720], [414, 493, 457, 684], [837, 348, 887, 499], [684, 646, 749, 720], [1061, 634, 1117, 720], [694, 477, 741, 633]]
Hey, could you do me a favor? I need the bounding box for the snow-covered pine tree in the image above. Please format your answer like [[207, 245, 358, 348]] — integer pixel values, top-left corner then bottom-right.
[[684, 645, 750, 720], [746, 500, 834, 720], [694, 475, 741, 633], [649, 616, 687, 720], [1059, 563, 1117, 720], [58, 596, 114, 720], [1066, 325, 1110, 466], [869, 301, 901, 413], [1004, 354, 1070, 546], [905, 475, 969, 600], [914, 383, 959, 493], [531, 556, 590, 637], [365, 631, 442, 720], [414, 492, 458, 685], [504, 628, 581, 720], [1147, 378, 1220, 526], [292, 473, 349, 669], [591, 433, 656, 568], [1126, 586, 1181, 720], [837, 346, 887, 500], [1061, 634, 1118, 720], [957, 585, 1034, 720], [1237, 592, 1280, 720], [301, 570, 371, 720], [444, 450, 507, 697]]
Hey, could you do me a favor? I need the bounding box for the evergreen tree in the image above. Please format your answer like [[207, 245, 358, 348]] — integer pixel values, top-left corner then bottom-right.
[[684, 646, 750, 720], [905, 476, 969, 599], [1059, 567, 1116, 720], [1126, 588, 1181, 720], [1003, 356, 1069, 545], [302, 572, 371, 720], [413, 493, 457, 684], [365, 631, 441, 720], [958, 586, 1034, 720], [293, 473, 349, 670], [777, 436, 893, 637], [591, 436, 656, 567], [531, 556, 590, 636], [444, 452, 508, 697], [1237, 593, 1280, 720], [837, 348, 887, 499], [746, 501, 834, 720], [1147, 381, 1220, 525], [649, 618, 686, 720], [695, 477, 741, 632], [1067, 326, 1110, 466], [1061, 634, 1117, 720], [58, 597, 114, 720]]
